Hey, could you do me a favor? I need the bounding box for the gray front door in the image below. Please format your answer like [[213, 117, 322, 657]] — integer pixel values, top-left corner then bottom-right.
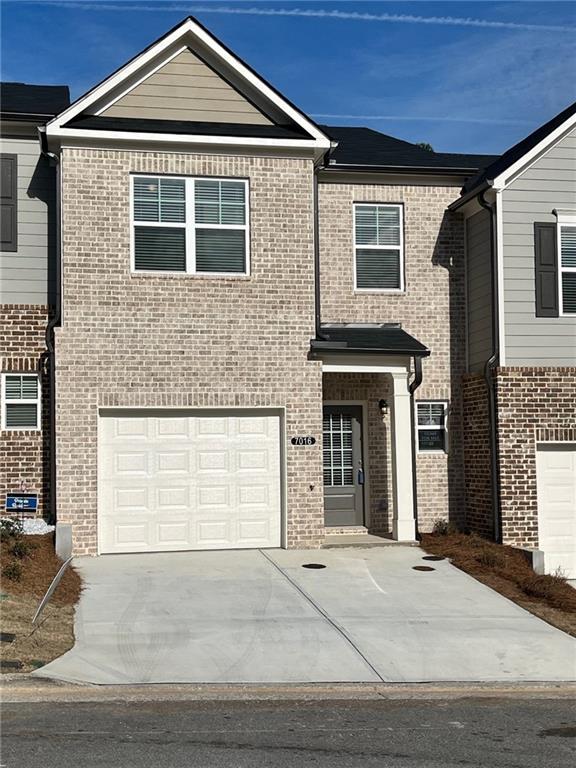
[[323, 405, 365, 527]]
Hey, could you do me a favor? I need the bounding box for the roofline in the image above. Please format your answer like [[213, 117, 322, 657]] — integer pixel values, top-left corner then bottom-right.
[[309, 340, 430, 358], [46, 15, 330, 151], [0, 111, 58, 121], [323, 163, 483, 176], [461, 101, 576, 197], [448, 180, 491, 211]]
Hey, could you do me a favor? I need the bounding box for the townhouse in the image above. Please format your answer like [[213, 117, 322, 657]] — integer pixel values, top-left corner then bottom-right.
[[1, 17, 574, 576]]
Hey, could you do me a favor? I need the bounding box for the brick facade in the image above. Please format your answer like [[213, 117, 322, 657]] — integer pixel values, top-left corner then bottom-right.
[[56, 148, 325, 555], [0, 304, 50, 517], [495, 367, 576, 548], [462, 374, 493, 538], [318, 181, 466, 531]]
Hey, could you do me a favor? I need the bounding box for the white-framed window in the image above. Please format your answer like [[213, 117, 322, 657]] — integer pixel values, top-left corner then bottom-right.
[[353, 203, 404, 291], [416, 401, 448, 454], [131, 175, 249, 275], [1, 373, 40, 431], [558, 222, 576, 315]]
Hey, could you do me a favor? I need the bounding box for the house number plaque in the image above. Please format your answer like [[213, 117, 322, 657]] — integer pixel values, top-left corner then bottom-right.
[[291, 436, 316, 446]]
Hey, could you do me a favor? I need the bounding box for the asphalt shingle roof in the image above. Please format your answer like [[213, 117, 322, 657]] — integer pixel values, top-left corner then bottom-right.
[[321, 125, 497, 172], [0, 82, 70, 118], [461, 100, 576, 193], [311, 324, 430, 357]]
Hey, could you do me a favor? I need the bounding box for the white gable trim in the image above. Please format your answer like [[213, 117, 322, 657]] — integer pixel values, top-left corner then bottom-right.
[[492, 111, 576, 190], [46, 17, 330, 149], [50, 126, 320, 151], [94, 45, 188, 116]]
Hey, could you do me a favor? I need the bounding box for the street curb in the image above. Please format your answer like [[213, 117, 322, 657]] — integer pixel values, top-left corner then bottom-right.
[[2, 677, 576, 703]]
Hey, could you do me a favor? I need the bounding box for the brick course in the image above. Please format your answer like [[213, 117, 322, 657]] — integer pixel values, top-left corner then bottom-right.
[[462, 374, 493, 538], [0, 304, 50, 517]]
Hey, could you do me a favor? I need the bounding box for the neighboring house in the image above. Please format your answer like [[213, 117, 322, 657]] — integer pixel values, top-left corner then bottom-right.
[[452, 104, 576, 579], [0, 83, 70, 520], [0, 17, 573, 577]]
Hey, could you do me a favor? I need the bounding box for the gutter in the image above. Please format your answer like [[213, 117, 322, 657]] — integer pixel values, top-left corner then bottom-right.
[[323, 163, 483, 176], [477, 190, 503, 543], [408, 356, 423, 538], [38, 126, 61, 525], [313, 166, 322, 337]]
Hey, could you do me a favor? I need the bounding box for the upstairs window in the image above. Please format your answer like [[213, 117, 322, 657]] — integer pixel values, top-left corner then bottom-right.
[[2, 374, 40, 430], [132, 176, 249, 275], [354, 203, 403, 291], [559, 224, 576, 315], [416, 401, 448, 453]]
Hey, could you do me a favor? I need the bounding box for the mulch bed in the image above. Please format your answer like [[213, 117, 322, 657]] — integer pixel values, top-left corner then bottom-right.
[[1, 533, 82, 673], [1, 534, 81, 606], [421, 532, 576, 637]]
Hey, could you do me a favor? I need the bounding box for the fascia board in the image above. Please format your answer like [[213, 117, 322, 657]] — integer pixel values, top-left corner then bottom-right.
[[492, 112, 576, 190], [46, 18, 330, 148]]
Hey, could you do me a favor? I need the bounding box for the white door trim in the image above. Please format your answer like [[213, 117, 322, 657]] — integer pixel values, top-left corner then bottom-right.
[[323, 400, 371, 530]]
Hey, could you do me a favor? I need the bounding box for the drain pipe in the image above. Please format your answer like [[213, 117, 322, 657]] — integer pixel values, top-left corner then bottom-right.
[[478, 190, 503, 543], [313, 166, 322, 338], [409, 356, 423, 538], [38, 127, 60, 526]]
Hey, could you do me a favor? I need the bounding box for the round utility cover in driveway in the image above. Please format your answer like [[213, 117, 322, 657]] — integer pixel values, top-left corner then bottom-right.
[[98, 409, 282, 554]]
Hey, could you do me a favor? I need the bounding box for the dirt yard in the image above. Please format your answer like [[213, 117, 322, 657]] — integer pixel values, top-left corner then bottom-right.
[[1, 533, 82, 673], [421, 531, 576, 637]]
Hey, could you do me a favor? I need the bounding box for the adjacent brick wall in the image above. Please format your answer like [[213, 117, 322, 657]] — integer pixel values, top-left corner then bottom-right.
[[318, 181, 466, 531], [57, 148, 324, 555], [0, 305, 50, 517], [462, 374, 493, 538], [495, 367, 576, 548]]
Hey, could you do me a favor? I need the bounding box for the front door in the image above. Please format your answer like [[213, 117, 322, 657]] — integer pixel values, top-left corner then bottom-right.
[[323, 405, 365, 527]]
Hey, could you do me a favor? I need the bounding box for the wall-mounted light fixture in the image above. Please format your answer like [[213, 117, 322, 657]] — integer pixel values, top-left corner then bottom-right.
[[378, 398, 388, 415]]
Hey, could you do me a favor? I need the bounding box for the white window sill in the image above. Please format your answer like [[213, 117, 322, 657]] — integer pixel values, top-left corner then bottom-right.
[[354, 288, 405, 295], [130, 271, 251, 279]]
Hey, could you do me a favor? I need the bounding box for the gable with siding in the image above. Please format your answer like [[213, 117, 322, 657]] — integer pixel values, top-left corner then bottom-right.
[[100, 48, 273, 125], [502, 126, 576, 366]]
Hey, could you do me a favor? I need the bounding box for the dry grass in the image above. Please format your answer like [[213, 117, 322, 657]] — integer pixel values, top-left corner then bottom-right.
[[1, 534, 82, 605], [421, 531, 576, 637], [1, 533, 82, 673]]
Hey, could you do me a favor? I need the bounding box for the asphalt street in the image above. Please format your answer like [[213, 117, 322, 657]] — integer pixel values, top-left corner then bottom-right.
[[2, 696, 575, 768]]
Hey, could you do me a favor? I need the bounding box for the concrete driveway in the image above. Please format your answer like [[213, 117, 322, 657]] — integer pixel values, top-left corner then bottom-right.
[[35, 546, 576, 685]]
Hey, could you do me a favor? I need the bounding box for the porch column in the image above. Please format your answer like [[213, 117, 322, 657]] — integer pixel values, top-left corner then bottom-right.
[[389, 371, 416, 541]]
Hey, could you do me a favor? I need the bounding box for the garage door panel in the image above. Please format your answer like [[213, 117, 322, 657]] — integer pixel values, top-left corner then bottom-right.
[[99, 410, 282, 553], [537, 444, 576, 579]]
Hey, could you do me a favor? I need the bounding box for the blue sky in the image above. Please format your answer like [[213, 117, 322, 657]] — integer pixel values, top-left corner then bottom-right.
[[1, 0, 575, 153]]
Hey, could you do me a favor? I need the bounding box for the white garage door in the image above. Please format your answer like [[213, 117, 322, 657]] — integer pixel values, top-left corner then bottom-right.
[[536, 444, 576, 579], [98, 410, 282, 554]]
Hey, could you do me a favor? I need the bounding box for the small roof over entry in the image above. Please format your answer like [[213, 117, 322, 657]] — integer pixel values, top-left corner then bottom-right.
[[310, 324, 429, 358]]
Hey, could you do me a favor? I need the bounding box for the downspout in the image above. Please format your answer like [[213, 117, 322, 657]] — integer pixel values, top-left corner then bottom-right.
[[313, 166, 322, 338], [478, 190, 503, 543], [38, 127, 60, 525], [408, 356, 423, 538]]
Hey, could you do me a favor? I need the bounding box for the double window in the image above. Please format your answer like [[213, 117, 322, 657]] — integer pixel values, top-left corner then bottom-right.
[[416, 401, 448, 453], [354, 203, 404, 291], [1, 374, 40, 430], [559, 223, 576, 315], [132, 176, 249, 275]]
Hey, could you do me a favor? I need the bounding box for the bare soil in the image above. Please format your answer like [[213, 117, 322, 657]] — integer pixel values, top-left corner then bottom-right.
[[1, 533, 82, 673], [421, 532, 576, 637]]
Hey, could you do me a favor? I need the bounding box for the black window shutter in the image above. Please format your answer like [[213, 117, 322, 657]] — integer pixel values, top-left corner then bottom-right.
[[534, 222, 558, 317], [1, 154, 18, 252]]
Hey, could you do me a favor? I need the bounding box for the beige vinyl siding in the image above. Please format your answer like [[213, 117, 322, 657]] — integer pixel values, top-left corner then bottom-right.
[[466, 209, 493, 372], [101, 48, 273, 125], [0, 135, 56, 304], [502, 127, 576, 365]]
